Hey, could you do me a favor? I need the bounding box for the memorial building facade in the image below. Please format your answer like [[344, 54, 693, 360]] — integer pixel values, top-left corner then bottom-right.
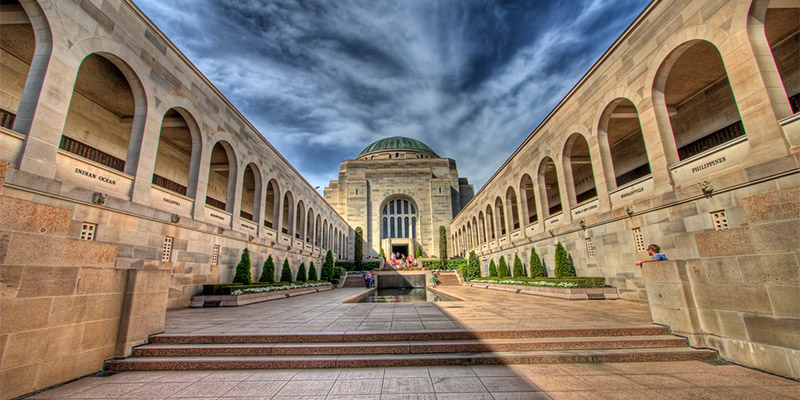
[[324, 137, 473, 258]]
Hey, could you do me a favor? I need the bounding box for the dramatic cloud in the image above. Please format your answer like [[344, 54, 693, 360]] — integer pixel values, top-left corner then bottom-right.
[[135, 0, 649, 192]]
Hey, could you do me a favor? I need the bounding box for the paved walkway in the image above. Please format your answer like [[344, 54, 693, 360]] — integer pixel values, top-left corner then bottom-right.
[[28, 286, 800, 399], [161, 286, 655, 335]]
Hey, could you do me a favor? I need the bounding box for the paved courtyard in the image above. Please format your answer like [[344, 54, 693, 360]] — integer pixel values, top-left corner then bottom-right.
[[161, 287, 655, 335], [27, 287, 800, 399]]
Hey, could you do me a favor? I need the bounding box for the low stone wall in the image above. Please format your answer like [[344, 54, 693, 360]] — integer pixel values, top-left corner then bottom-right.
[[190, 284, 333, 307], [376, 272, 427, 288], [466, 282, 619, 300], [0, 191, 170, 399], [643, 259, 799, 379], [639, 185, 800, 379]]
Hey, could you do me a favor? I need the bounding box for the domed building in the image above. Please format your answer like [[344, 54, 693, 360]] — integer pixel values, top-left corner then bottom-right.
[[324, 137, 473, 258]]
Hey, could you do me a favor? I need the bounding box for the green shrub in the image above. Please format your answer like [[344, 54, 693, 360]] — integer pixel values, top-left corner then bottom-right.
[[420, 259, 465, 270], [513, 253, 525, 277], [232, 248, 252, 285], [333, 266, 345, 279], [530, 247, 545, 277], [296, 262, 307, 282], [554, 242, 576, 278], [322, 250, 335, 281], [465, 251, 481, 281], [308, 261, 318, 281], [379, 248, 385, 259], [471, 276, 605, 288], [497, 256, 509, 278], [280, 259, 293, 282], [203, 281, 332, 296], [259, 255, 275, 283], [334, 260, 381, 271], [489, 259, 498, 277], [202, 283, 242, 295], [439, 225, 448, 269], [416, 246, 422, 258], [354, 226, 363, 269]]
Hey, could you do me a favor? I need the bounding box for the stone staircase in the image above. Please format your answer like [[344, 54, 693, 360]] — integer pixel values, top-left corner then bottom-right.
[[342, 273, 367, 288], [435, 272, 461, 286], [104, 326, 716, 371]]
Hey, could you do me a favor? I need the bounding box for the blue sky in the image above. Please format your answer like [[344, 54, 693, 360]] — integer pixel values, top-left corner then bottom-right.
[[135, 0, 650, 192]]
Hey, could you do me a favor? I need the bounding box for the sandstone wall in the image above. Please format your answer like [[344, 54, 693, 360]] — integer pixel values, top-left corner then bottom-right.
[[0, 165, 170, 399], [643, 186, 799, 378]]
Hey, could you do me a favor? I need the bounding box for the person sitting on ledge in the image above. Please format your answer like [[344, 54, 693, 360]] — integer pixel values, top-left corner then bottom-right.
[[635, 244, 668, 266]]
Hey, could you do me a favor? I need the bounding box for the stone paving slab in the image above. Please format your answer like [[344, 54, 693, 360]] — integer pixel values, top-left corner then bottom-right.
[[161, 287, 654, 335], [28, 287, 800, 398], [28, 362, 799, 399]]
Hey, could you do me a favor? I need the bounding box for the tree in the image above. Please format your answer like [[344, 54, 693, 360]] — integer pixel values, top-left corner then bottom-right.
[[259, 255, 275, 283], [555, 242, 576, 278], [530, 247, 546, 277], [232, 248, 252, 285], [308, 261, 318, 281], [513, 253, 525, 277], [416, 246, 422, 258], [465, 251, 481, 281], [296, 262, 307, 282], [379, 248, 385, 259], [354, 227, 363, 268], [489, 259, 498, 277], [322, 250, 335, 281], [439, 226, 448, 269], [497, 255, 510, 278], [280, 258, 293, 282]]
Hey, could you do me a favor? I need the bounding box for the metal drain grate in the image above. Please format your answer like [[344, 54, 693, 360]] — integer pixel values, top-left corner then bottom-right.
[[587, 293, 606, 300]]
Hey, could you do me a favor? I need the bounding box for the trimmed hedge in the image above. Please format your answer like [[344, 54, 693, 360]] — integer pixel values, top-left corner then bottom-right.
[[471, 276, 606, 288], [420, 258, 466, 270], [203, 281, 330, 296], [335, 260, 380, 271]]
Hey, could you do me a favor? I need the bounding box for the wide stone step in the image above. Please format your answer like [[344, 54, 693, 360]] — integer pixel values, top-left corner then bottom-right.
[[105, 348, 717, 371], [149, 326, 670, 344], [133, 335, 688, 357]]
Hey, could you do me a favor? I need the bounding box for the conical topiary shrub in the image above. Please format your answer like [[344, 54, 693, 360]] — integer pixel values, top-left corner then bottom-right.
[[489, 259, 498, 277], [530, 247, 545, 277], [513, 253, 525, 277], [497, 255, 510, 278], [280, 259, 293, 282], [465, 251, 480, 280], [379, 248, 385, 259], [232, 248, 252, 285], [322, 250, 335, 281], [354, 226, 363, 269], [308, 261, 318, 281], [296, 262, 307, 282], [439, 225, 448, 269], [259, 255, 275, 283], [416, 246, 422, 258], [554, 242, 576, 278]]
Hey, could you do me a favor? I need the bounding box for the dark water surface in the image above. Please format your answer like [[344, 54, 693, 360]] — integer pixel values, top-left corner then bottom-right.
[[358, 288, 457, 303]]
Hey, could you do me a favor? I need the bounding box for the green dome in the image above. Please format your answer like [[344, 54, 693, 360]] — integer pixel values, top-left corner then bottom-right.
[[358, 136, 438, 157]]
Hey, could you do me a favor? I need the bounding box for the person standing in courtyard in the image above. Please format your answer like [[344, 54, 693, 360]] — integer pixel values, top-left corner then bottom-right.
[[365, 270, 373, 288], [635, 244, 668, 266]]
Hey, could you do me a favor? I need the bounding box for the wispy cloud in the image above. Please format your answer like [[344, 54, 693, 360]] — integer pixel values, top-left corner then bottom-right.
[[135, 0, 648, 191]]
